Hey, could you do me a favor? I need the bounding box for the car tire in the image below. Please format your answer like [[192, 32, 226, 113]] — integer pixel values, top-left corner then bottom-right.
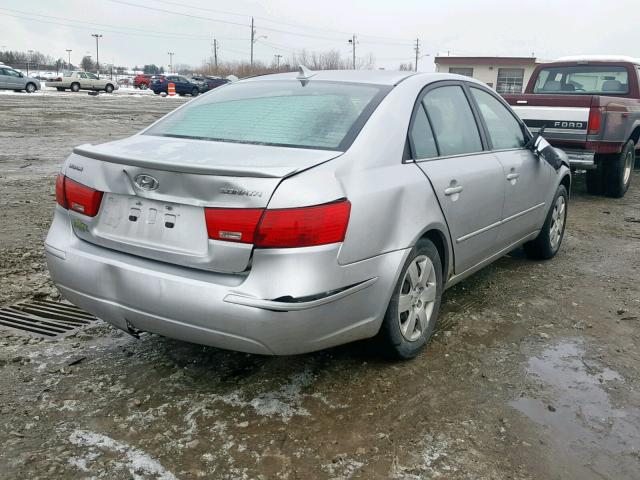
[[71, 82, 80, 92], [105, 84, 114, 93], [191, 87, 199, 97], [139, 83, 148, 90], [523, 184, 568, 260], [376, 238, 443, 360], [586, 165, 604, 195], [603, 140, 634, 198], [25, 83, 37, 93]]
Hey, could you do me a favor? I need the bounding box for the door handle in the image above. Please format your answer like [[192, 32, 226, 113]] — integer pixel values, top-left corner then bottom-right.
[[506, 172, 520, 181], [444, 185, 463, 196]]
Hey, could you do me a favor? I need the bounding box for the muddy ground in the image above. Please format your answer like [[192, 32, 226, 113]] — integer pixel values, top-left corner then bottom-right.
[[0, 92, 639, 480]]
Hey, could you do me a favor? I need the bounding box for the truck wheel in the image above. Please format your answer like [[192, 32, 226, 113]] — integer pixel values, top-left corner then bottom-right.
[[71, 82, 80, 92], [604, 140, 634, 198], [376, 238, 443, 360], [586, 166, 604, 195], [524, 184, 568, 260]]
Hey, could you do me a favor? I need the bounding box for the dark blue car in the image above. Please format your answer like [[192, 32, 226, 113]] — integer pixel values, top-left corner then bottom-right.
[[150, 75, 200, 96]]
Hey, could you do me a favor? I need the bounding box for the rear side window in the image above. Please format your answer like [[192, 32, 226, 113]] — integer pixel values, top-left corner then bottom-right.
[[409, 106, 438, 159], [533, 65, 629, 94], [471, 88, 526, 150], [422, 86, 482, 156], [145, 80, 388, 150]]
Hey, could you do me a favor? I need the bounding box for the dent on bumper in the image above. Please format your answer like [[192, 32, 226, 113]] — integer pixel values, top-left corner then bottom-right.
[[45, 207, 407, 355]]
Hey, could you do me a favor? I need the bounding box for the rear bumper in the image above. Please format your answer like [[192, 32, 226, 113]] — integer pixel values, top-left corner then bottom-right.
[[45, 207, 407, 355], [564, 149, 596, 168]]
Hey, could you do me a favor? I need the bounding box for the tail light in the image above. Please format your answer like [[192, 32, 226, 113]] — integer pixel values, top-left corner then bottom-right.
[[204, 200, 351, 248], [55, 174, 103, 217], [588, 106, 603, 135]]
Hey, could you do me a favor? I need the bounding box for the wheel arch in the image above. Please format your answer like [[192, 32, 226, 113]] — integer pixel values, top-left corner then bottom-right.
[[415, 226, 452, 281]]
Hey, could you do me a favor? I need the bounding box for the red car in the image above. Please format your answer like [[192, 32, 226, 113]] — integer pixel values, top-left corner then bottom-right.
[[133, 74, 152, 90]]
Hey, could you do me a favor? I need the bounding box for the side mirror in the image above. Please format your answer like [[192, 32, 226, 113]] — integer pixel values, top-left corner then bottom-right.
[[532, 134, 564, 170]]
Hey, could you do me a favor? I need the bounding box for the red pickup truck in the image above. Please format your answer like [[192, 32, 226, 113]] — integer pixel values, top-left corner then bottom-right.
[[503, 56, 640, 197]]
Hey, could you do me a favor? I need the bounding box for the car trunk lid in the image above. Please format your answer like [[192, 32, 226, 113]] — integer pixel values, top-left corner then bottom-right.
[[63, 135, 342, 273]]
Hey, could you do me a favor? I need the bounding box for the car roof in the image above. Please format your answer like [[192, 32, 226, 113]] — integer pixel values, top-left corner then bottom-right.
[[553, 55, 640, 65], [239, 69, 484, 87]]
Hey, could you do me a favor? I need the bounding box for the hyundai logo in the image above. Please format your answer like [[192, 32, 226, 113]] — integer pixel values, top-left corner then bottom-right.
[[134, 174, 159, 191]]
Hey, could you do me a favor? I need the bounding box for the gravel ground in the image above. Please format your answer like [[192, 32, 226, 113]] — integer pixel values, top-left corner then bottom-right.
[[0, 92, 639, 480]]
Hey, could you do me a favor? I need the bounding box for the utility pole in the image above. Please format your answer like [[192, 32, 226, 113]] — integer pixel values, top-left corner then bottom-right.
[[274, 54, 283, 69], [91, 34, 102, 78], [414, 38, 420, 72], [168, 51, 174, 73], [250, 17, 255, 66], [212, 37, 218, 72], [27, 49, 33, 76], [66, 49, 72, 70], [348, 35, 357, 69]]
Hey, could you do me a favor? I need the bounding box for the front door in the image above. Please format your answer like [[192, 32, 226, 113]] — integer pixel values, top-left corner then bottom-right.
[[410, 83, 505, 274], [468, 87, 551, 247]]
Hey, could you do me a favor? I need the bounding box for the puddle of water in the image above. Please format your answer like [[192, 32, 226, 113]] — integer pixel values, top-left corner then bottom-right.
[[512, 339, 640, 479]]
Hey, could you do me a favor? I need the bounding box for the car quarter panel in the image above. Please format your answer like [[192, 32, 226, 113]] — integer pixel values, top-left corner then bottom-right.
[[267, 76, 453, 274]]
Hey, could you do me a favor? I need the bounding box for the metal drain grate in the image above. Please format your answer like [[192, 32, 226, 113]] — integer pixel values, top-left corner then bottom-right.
[[0, 300, 96, 337]]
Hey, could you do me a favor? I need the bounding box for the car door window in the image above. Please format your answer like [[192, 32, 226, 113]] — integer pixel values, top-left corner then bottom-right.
[[423, 85, 482, 156], [470, 87, 526, 150], [5, 69, 20, 77], [409, 105, 438, 159], [79, 73, 87, 79], [86, 73, 98, 80]]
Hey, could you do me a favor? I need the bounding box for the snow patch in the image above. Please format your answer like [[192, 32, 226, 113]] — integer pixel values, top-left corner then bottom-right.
[[68, 429, 177, 480]]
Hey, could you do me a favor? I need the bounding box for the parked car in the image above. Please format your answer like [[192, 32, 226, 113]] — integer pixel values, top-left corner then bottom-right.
[[134, 73, 151, 89], [503, 55, 639, 197], [199, 76, 230, 92], [150, 74, 200, 96], [46, 71, 118, 93], [0, 64, 41, 93], [45, 70, 570, 359]]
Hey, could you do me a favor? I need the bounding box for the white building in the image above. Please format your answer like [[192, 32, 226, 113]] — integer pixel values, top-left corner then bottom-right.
[[434, 56, 540, 94]]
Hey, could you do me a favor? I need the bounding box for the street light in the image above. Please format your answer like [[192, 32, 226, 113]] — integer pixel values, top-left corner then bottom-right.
[[91, 34, 103, 78], [66, 49, 72, 70]]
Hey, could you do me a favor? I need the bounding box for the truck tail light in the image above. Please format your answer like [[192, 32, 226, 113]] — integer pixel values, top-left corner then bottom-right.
[[56, 175, 103, 217], [204, 200, 351, 248], [588, 106, 603, 135], [255, 200, 351, 248]]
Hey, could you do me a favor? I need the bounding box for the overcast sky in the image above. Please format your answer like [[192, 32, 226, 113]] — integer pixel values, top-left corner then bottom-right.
[[1, 0, 638, 71]]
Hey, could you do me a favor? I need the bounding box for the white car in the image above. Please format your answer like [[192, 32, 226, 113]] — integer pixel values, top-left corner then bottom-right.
[[46, 71, 118, 93]]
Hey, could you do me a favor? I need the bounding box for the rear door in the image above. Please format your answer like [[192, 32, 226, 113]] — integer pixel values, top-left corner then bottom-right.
[[469, 86, 550, 247], [410, 82, 505, 274]]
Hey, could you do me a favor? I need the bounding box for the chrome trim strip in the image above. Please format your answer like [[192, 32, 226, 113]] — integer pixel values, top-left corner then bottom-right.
[[456, 203, 545, 244], [224, 277, 379, 311]]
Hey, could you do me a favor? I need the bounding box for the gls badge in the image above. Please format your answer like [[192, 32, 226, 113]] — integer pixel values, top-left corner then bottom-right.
[[134, 174, 160, 191]]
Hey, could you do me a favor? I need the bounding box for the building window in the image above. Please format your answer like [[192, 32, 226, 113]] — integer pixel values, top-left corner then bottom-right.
[[496, 68, 525, 94], [449, 67, 474, 77]]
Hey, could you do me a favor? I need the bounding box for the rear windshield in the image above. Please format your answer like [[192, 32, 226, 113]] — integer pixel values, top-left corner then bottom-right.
[[144, 80, 389, 150], [533, 65, 629, 94]]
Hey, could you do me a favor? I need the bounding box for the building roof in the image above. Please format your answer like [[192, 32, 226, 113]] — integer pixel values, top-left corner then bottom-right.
[[434, 56, 537, 66]]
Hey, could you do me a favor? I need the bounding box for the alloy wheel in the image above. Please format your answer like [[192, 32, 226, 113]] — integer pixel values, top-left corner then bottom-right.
[[398, 255, 437, 342], [549, 195, 566, 250]]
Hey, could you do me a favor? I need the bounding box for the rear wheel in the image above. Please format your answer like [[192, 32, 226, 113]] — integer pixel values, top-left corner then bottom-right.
[[377, 239, 443, 360], [603, 140, 634, 198], [524, 184, 568, 260], [70, 82, 80, 92]]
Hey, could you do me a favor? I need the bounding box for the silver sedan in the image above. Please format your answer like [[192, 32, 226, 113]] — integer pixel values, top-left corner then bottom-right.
[[45, 69, 570, 359]]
